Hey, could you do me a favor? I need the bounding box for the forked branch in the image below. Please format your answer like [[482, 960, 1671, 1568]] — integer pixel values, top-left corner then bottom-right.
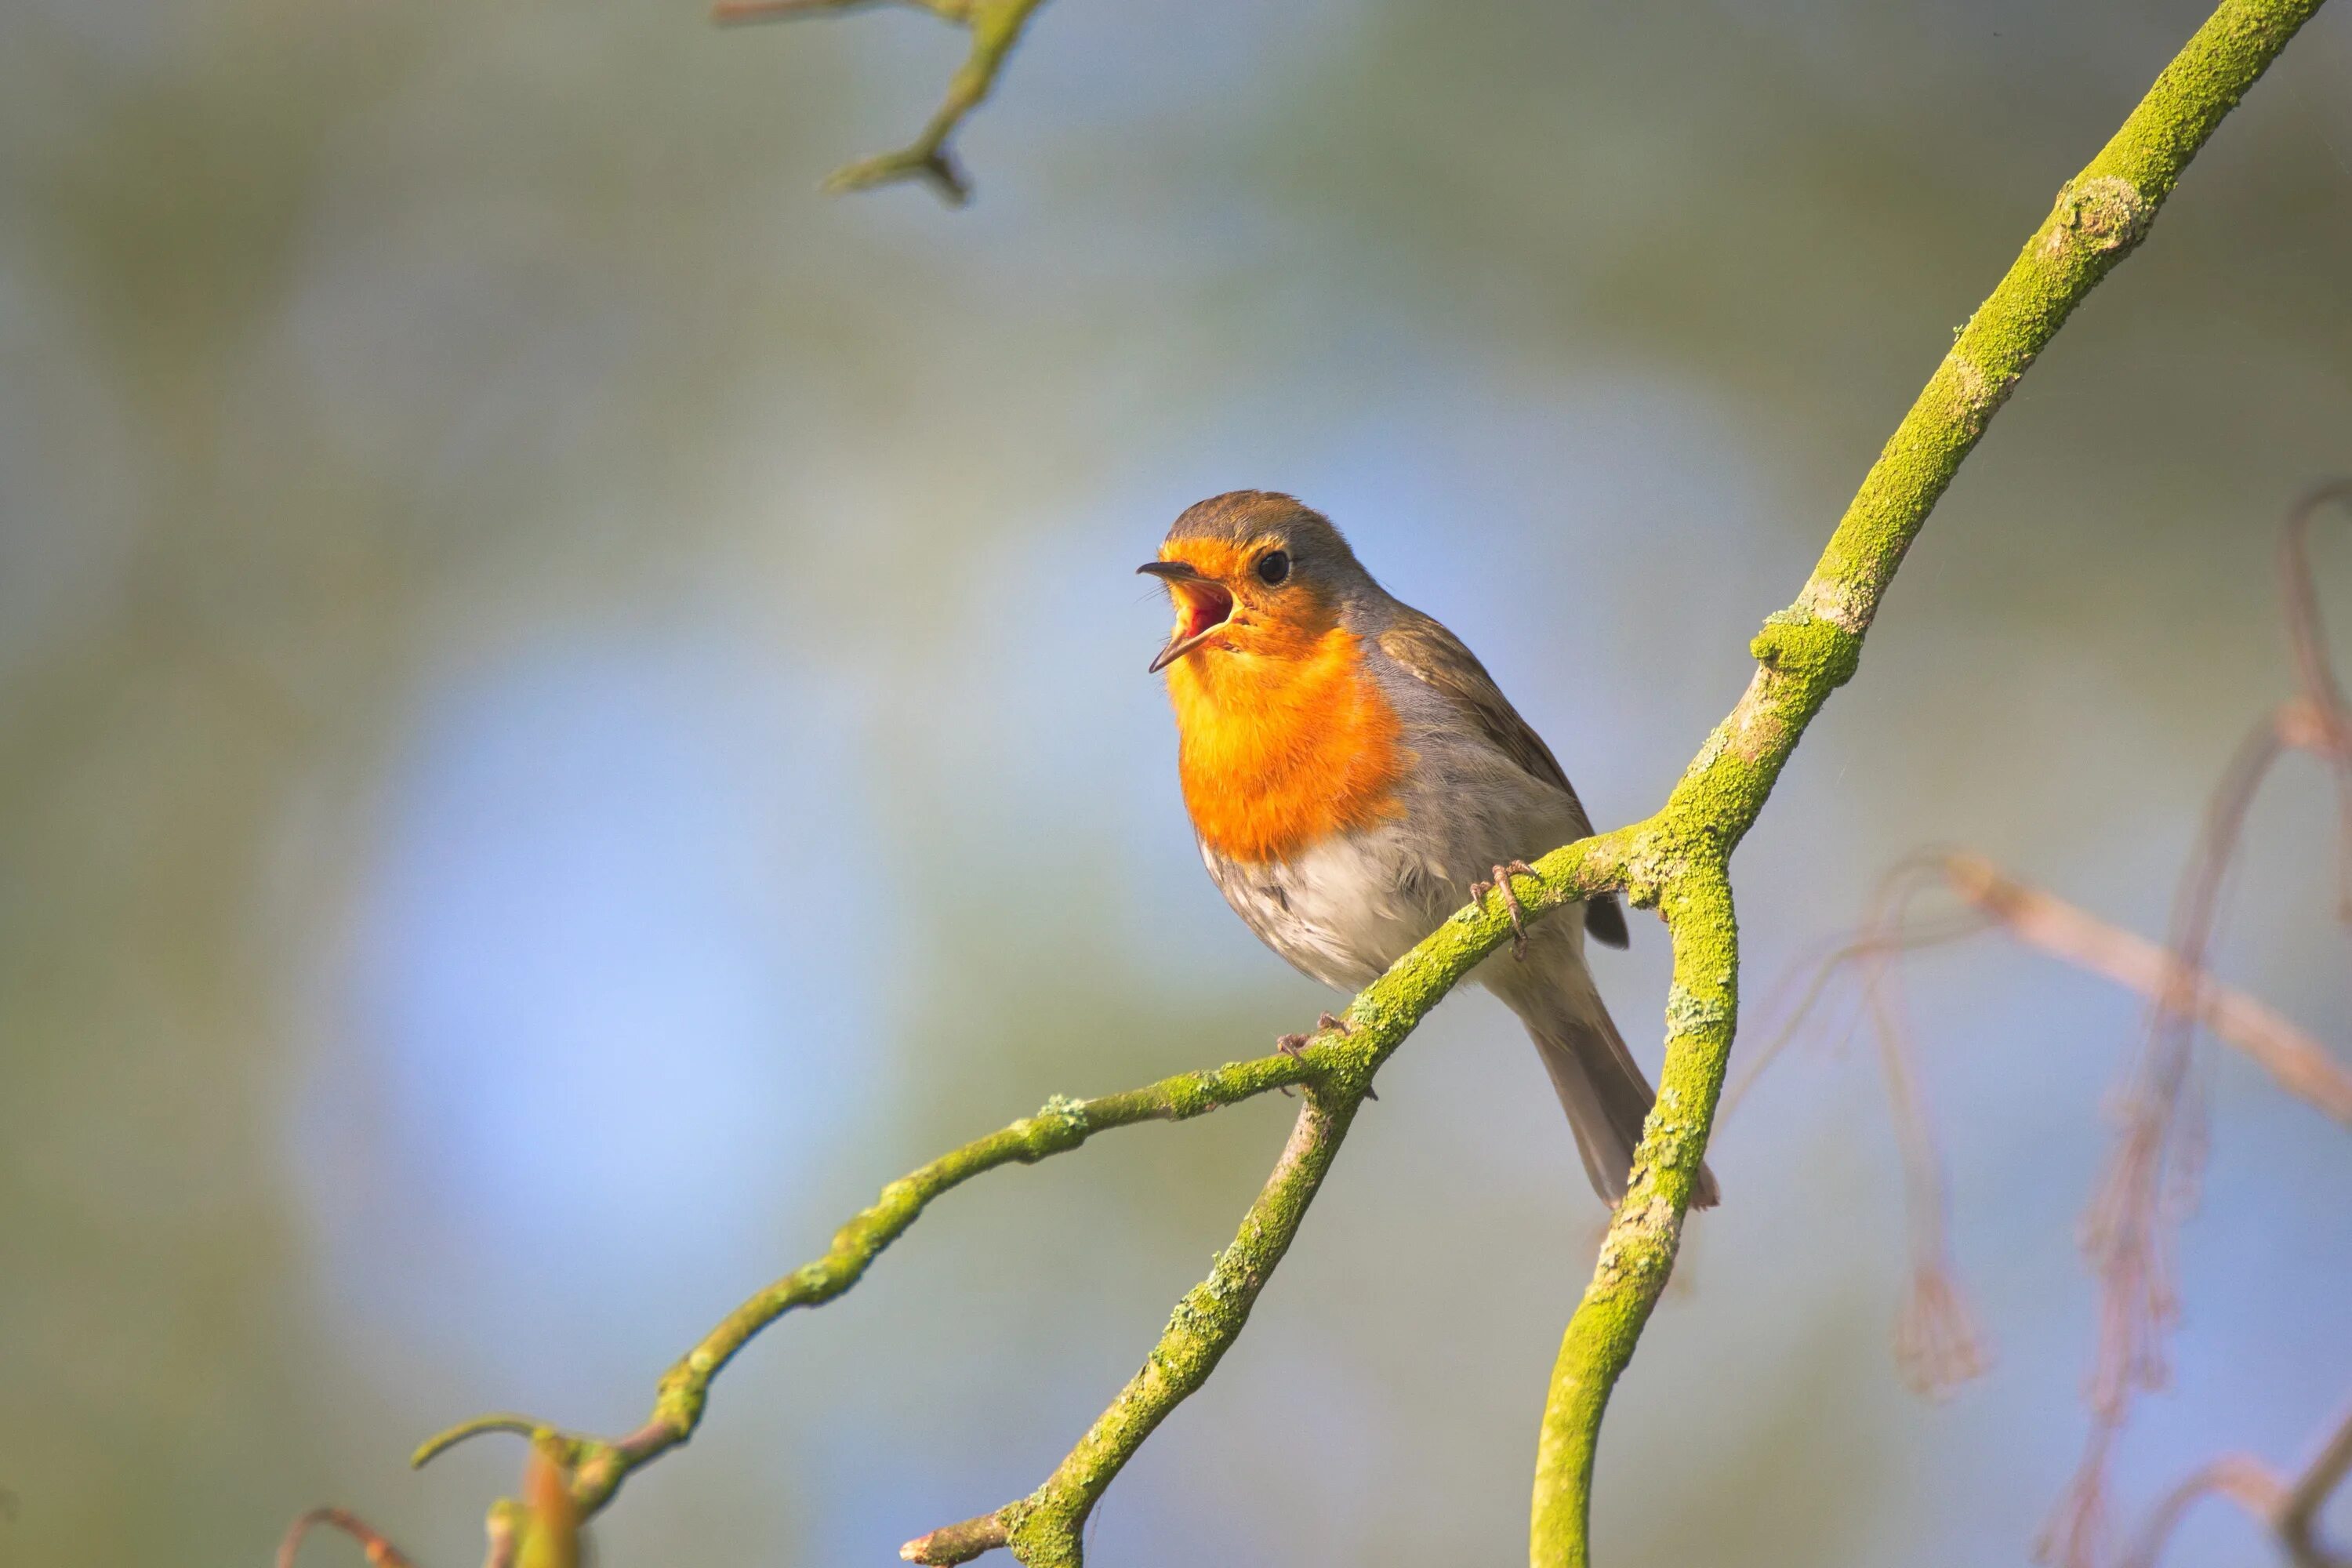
[[714, 0, 1052, 201]]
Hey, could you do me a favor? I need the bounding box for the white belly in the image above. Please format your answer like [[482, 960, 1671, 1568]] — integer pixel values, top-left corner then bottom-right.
[[1201, 825, 1450, 990], [1198, 761, 1592, 992]]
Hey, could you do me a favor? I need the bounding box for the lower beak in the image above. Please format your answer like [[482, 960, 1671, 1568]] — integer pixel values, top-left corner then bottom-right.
[[1138, 561, 1234, 673], [1149, 624, 1224, 674]]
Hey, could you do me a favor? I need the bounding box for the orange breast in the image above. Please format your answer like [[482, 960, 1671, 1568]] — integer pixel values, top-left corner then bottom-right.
[[1167, 625, 1406, 863]]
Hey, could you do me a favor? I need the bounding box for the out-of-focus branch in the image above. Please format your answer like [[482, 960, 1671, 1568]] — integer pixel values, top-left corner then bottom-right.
[[1941, 851, 2352, 1125], [276, 1508, 419, 1568], [1736, 845, 2350, 1401], [714, 0, 1051, 202], [2122, 1399, 2352, 1568], [2281, 481, 2352, 920], [2051, 485, 2352, 1568]]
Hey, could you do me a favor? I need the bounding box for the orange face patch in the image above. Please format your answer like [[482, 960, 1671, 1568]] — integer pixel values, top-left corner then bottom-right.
[[1155, 536, 1405, 862]]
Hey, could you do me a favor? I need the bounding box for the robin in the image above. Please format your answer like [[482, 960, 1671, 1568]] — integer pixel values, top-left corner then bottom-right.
[[1141, 491, 1719, 1209]]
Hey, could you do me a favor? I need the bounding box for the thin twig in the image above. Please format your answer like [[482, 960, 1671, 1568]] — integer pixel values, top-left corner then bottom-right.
[[2053, 480, 2352, 1565], [2279, 481, 2352, 920], [2120, 1399, 2352, 1568], [412, 1050, 1323, 1504], [276, 1508, 419, 1568], [1740, 846, 2350, 1404], [1940, 851, 2352, 1125], [717, 0, 1051, 202]]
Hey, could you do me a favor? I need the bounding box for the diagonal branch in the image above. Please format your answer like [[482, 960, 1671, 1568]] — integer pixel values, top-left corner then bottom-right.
[[277, 1508, 419, 1568], [1531, 3, 2328, 1563], [412, 821, 1629, 1566], [411, 1047, 1322, 1519], [904, 1088, 1363, 1566], [899, 837, 1636, 1564], [1941, 850, 2352, 1125], [714, 0, 1051, 202]]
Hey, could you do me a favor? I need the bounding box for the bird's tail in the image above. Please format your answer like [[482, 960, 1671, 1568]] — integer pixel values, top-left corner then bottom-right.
[[1501, 960, 1721, 1210]]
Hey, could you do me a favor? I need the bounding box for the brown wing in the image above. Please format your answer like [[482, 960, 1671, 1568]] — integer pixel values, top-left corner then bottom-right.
[[1377, 613, 1631, 949]]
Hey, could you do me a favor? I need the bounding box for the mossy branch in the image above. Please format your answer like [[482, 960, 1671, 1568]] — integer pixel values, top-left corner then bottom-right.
[[713, 0, 1051, 202], [377, 2, 2325, 1564], [1530, 2, 2326, 1563], [418, 836, 1630, 1566]]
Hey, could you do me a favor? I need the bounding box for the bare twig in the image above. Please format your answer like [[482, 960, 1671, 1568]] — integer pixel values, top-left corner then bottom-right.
[[2280, 481, 2352, 920], [276, 1508, 419, 1568], [716, 0, 1052, 202], [1737, 845, 2350, 1402], [2121, 1399, 2352, 1568], [1939, 850, 2352, 1124], [2051, 484, 2352, 1567]]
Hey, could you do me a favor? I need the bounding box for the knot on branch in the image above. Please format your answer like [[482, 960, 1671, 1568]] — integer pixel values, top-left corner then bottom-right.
[[2040, 175, 2153, 264], [1751, 608, 1863, 689], [1018, 1094, 1091, 1156]]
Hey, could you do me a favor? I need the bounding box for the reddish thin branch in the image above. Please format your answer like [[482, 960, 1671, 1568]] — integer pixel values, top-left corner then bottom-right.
[[275, 1508, 419, 1568], [2053, 488, 2352, 1566], [1940, 851, 2352, 1125], [2280, 481, 2352, 921], [899, 1511, 1011, 1564], [1736, 844, 2350, 1403], [2120, 1399, 2352, 1568]]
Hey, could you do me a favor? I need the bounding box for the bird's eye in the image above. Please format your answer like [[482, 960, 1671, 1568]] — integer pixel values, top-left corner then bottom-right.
[[1255, 550, 1290, 586]]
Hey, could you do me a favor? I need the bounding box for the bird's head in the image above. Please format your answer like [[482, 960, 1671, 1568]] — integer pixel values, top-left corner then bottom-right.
[[1138, 492, 1366, 674]]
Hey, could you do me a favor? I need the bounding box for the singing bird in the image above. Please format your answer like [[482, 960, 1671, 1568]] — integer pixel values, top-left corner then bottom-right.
[[1142, 491, 1718, 1208]]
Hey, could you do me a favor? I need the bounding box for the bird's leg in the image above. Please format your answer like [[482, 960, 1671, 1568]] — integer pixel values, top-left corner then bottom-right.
[[1472, 861, 1539, 959]]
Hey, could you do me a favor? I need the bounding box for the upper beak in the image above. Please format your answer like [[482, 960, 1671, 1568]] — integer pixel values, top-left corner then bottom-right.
[[1138, 561, 1234, 673]]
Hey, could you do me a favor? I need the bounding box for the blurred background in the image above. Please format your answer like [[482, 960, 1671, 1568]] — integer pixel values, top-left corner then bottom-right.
[[2, 1, 2349, 1564]]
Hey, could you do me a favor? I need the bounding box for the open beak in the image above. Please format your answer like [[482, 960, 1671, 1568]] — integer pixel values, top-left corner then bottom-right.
[[1138, 561, 1236, 673]]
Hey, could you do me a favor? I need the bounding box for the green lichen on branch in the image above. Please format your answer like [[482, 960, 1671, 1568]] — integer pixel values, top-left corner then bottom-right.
[[410, 1051, 1318, 1515], [393, 2, 2325, 1563], [1527, 2, 2327, 1564], [420, 831, 1630, 1567], [902, 837, 1635, 1564], [713, 0, 1051, 202]]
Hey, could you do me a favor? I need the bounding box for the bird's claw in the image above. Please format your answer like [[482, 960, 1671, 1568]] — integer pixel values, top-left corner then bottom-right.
[[1475, 861, 1537, 958]]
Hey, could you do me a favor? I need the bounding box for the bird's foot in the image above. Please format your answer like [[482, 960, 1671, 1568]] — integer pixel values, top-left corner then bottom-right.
[[1471, 861, 1538, 958]]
